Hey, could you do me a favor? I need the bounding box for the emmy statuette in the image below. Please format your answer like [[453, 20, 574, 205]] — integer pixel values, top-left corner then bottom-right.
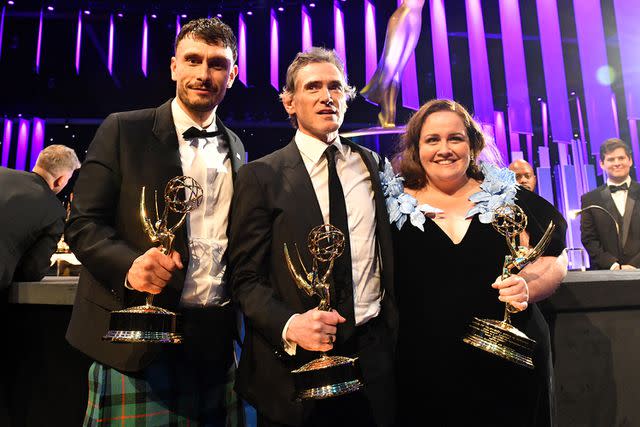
[[103, 176, 203, 344], [284, 224, 364, 400], [462, 204, 555, 369]]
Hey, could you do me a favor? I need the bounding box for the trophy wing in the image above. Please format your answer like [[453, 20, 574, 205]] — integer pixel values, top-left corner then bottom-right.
[[140, 187, 158, 243], [284, 244, 314, 297], [526, 221, 556, 263]]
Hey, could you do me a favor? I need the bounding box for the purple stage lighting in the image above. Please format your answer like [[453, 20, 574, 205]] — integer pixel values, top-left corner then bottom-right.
[[430, 0, 453, 100], [29, 118, 44, 171], [16, 119, 29, 171], [238, 13, 247, 85], [47, 6, 53, 11], [108, 14, 114, 75], [36, 8, 43, 74], [0, 7, 5, 60], [176, 15, 181, 40], [574, 0, 617, 158], [302, 5, 312, 52], [499, 0, 532, 134], [151, 14, 157, 19], [142, 15, 148, 77], [84, 10, 90, 15], [278, 7, 284, 12], [333, 1, 347, 75], [75, 10, 82, 74], [1, 119, 11, 168], [536, 0, 572, 143], [364, 0, 377, 83], [7, 1, 13, 5], [397, 0, 419, 110], [117, 12, 123, 18], [310, 3, 316, 7], [613, 0, 640, 119], [465, 0, 494, 125], [270, 9, 279, 90], [247, 11, 253, 16]]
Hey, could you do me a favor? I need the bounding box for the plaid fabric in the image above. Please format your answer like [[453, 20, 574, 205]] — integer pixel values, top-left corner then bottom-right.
[[84, 359, 243, 427]]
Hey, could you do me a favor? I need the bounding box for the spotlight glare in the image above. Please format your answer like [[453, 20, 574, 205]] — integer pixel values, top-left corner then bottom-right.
[[47, 6, 54, 11], [310, 3, 316, 7], [181, 14, 187, 18], [278, 7, 284, 11], [84, 10, 91, 15], [247, 11, 253, 15], [216, 13, 222, 18], [117, 12, 123, 17], [151, 14, 157, 19], [7, 1, 14, 5]]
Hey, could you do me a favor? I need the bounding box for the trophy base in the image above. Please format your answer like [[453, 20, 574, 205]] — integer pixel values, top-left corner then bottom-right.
[[102, 304, 183, 344], [291, 355, 364, 400], [462, 317, 535, 369]]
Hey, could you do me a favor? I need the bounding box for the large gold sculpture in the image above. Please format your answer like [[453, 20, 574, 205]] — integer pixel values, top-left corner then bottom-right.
[[361, 0, 426, 128]]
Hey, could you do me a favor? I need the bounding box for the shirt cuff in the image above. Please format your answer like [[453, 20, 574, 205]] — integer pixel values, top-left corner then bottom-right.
[[610, 262, 621, 270], [282, 313, 300, 356]]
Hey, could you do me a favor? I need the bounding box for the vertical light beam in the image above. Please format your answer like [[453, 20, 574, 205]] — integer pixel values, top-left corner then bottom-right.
[[16, 119, 29, 171], [333, 1, 347, 75], [29, 118, 44, 171], [430, 0, 453, 99], [141, 15, 148, 77], [270, 9, 279, 90], [108, 14, 114, 75], [302, 5, 312, 53], [75, 10, 82, 74], [613, 0, 640, 119], [574, 0, 617, 158], [465, 0, 495, 125], [0, 7, 5, 60], [35, 8, 43, 74], [1, 119, 12, 167], [498, 0, 532, 134], [176, 15, 181, 40], [364, 1, 377, 83], [238, 13, 247, 86]]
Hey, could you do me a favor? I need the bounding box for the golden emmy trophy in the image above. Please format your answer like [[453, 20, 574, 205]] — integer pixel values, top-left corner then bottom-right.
[[284, 224, 364, 400], [103, 176, 203, 344], [463, 204, 555, 369]]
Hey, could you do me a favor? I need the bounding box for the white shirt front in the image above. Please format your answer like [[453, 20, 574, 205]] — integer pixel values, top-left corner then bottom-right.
[[607, 176, 631, 217], [294, 130, 382, 325], [171, 99, 233, 307]]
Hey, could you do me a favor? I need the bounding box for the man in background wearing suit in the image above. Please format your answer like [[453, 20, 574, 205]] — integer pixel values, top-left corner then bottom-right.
[[509, 158, 537, 192], [229, 47, 397, 427], [65, 18, 245, 425], [580, 138, 640, 270], [0, 144, 80, 289]]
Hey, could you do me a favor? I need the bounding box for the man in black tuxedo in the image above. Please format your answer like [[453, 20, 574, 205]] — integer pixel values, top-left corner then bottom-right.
[[0, 144, 80, 289], [65, 18, 245, 425], [580, 138, 640, 270], [228, 48, 397, 427]]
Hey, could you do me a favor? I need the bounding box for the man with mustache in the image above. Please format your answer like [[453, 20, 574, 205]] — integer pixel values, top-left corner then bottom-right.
[[229, 47, 398, 427], [65, 17, 245, 425]]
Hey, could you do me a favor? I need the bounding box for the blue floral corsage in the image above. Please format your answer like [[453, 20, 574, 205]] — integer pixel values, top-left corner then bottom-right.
[[466, 162, 518, 223], [379, 159, 443, 231]]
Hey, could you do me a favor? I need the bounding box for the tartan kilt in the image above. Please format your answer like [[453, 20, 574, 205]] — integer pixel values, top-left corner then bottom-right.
[[83, 359, 243, 427]]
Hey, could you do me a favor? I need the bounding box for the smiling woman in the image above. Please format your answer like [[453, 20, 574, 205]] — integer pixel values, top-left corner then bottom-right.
[[390, 98, 568, 426]]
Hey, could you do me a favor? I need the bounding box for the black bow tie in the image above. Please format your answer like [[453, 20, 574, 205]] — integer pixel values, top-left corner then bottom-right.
[[182, 126, 222, 140], [609, 183, 629, 193]]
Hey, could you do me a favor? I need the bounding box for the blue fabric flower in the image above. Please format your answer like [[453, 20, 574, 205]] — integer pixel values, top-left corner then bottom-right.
[[379, 159, 443, 231], [467, 162, 518, 223]]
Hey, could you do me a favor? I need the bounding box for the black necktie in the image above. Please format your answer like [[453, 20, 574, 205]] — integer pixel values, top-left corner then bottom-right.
[[182, 126, 222, 140], [609, 183, 629, 193], [324, 145, 355, 338]]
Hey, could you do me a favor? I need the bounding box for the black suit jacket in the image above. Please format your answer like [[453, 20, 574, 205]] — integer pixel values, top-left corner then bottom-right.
[[65, 99, 245, 372], [228, 139, 398, 425], [580, 181, 640, 269], [0, 168, 64, 289]]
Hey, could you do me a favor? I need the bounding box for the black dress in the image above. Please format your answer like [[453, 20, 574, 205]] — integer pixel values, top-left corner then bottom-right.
[[394, 188, 566, 427]]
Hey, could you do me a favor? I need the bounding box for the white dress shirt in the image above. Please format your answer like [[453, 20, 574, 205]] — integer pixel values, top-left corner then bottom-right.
[[282, 130, 382, 353], [607, 176, 631, 217], [171, 99, 233, 307]]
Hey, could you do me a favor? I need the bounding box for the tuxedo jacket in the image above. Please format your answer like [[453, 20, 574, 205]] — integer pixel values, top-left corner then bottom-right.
[[228, 139, 398, 425], [65, 99, 245, 372], [0, 168, 65, 289], [580, 181, 640, 269]]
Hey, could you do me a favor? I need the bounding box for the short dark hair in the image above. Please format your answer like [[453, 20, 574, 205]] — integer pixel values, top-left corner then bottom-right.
[[280, 47, 356, 128], [600, 138, 631, 161], [393, 99, 485, 190], [175, 18, 237, 63]]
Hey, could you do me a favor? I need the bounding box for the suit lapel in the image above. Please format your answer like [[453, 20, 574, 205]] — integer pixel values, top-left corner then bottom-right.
[[216, 116, 245, 175], [622, 181, 640, 247]]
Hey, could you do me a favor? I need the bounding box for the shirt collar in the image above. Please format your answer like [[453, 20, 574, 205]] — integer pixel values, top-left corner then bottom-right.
[[171, 98, 218, 143], [606, 176, 631, 188], [294, 130, 345, 165]]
